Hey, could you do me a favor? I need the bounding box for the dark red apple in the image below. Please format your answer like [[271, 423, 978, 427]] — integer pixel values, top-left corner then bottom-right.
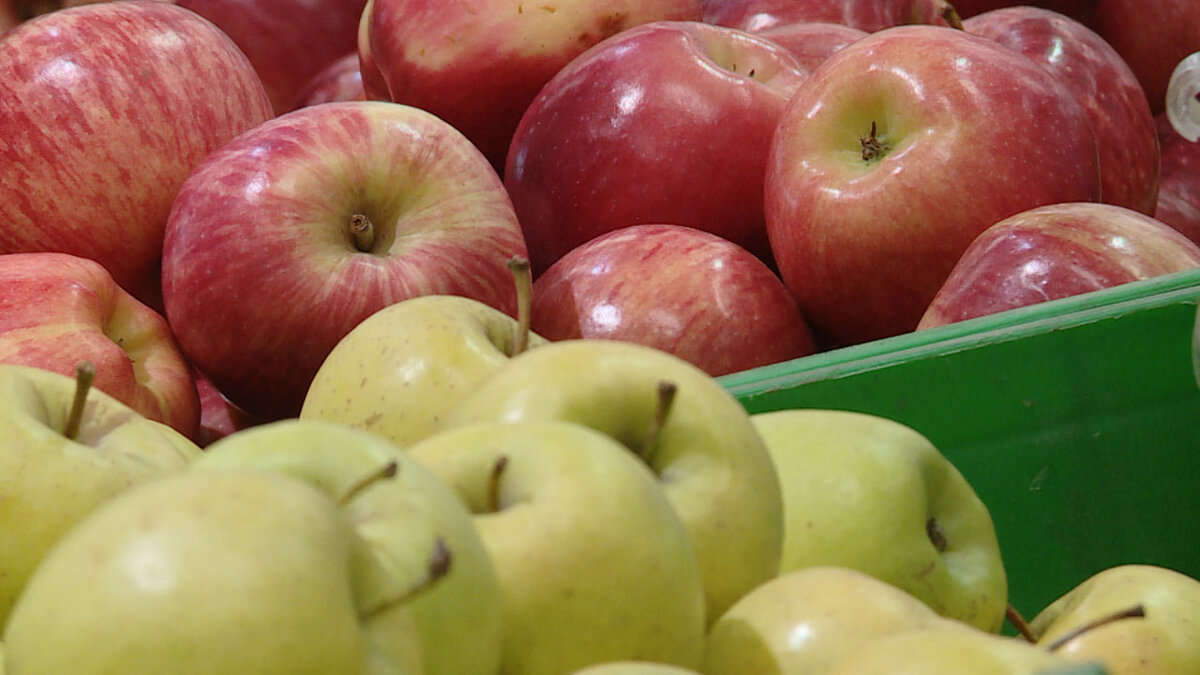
[[1155, 113, 1200, 245], [290, 52, 366, 110], [949, 0, 1098, 22], [1086, 0, 1200, 114]]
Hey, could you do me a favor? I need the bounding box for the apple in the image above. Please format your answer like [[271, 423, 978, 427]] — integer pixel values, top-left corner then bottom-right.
[[949, 0, 1099, 23], [917, 203, 1200, 330], [2, 468, 431, 673], [704, 566, 947, 674], [193, 419, 504, 675], [0, 363, 200, 632], [406, 420, 707, 674], [529, 224, 817, 377], [752, 21, 866, 72], [751, 408, 1008, 632], [1156, 113, 1200, 245], [1029, 564, 1200, 674], [363, 0, 703, 170], [441, 338, 784, 624], [765, 24, 1101, 347], [161, 100, 530, 422], [506, 20, 808, 274], [193, 367, 257, 447], [0, 252, 199, 438], [291, 51, 367, 110], [703, 0, 963, 33], [0, 0, 274, 309], [1086, 0, 1200, 115], [176, 0, 365, 114], [572, 664, 701, 675], [964, 6, 1159, 215], [301, 260, 549, 449]]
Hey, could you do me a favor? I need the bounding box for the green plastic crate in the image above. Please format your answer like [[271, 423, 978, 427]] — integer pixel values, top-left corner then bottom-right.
[[720, 268, 1200, 622]]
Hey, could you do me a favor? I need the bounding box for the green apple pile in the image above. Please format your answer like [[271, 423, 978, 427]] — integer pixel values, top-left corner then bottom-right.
[[3, 286, 1200, 675]]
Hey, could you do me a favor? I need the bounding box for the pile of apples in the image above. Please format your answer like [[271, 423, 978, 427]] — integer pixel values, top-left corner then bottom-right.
[[3, 0, 1200, 672]]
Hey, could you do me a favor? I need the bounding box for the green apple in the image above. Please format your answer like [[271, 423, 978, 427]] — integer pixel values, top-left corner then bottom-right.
[[407, 420, 707, 674], [703, 566, 946, 674], [441, 338, 784, 623], [192, 419, 503, 675], [751, 408, 1007, 632], [0, 362, 200, 630], [300, 257, 548, 448], [2, 468, 429, 673], [572, 663, 702, 674], [1029, 564, 1200, 674]]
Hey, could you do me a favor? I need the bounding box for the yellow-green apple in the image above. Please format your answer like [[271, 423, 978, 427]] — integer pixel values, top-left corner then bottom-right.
[[2, 468, 432, 673], [506, 20, 807, 274], [529, 224, 817, 377], [176, 0, 365, 114], [0, 252, 199, 438], [1156, 113, 1200, 245], [751, 21, 866, 71], [765, 25, 1101, 347], [0, 1, 273, 309], [1086, 0, 1200, 115], [301, 282, 549, 448], [292, 51, 367, 110], [703, 0, 963, 33], [161, 100, 529, 422], [1029, 564, 1200, 674], [407, 421, 707, 674], [964, 6, 1159, 215], [573, 664, 701, 675], [1167, 52, 1200, 142], [363, 0, 702, 171], [192, 419, 503, 675], [917, 203, 1200, 330], [441, 339, 784, 623], [751, 408, 1008, 632], [0, 363, 200, 632], [704, 566, 947, 674]]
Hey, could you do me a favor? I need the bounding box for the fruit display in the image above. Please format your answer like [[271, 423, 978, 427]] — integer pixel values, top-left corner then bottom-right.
[[3, 1, 1200, 672]]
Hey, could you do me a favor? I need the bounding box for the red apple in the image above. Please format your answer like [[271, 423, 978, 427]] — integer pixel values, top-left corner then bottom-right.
[[917, 203, 1200, 329], [531, 224, 818, 377], [177, 0, 365, 114], [949, 0, 1098, 22], [192, 367, 257, 447], [965, 6, 1159, 215], [1086, 0, 1200, 114], [0, 252, 200, 438], [506, 20, 808, 275], [363, 0, 703, 170], [753, 21, 866, 72], [290, 51, 367, 110], [1155, 113, 1200, 245], [0, 1, 273, 309], [161, 100, 529, 421], [703, 0, 962, 33], [765, 25, 1101, 348]]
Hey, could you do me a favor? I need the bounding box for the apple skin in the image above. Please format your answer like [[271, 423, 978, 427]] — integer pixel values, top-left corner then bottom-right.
[[765, 25, 1101, 347], [506, 20, 808, 274], [965, 6, 1159, 216], [0, 1, 274, 309], [0, 252, 200, 439], [917, 203, 1200, 330], [162, 100, 529, 422], [193, 367, 256, 448], [703, 0, 962, 33], [529, 224, 818, 377], [290, 51, 367, 110], [949, 0, 1098, 22], [1087, 0, 1200, 115], [364, 0, 703, 171], [1155, 113, 1200, 245], [752, 21, 866, 72]]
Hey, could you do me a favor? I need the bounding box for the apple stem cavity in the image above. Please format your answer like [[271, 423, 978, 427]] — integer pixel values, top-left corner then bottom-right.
[[1043, 604, 1147, 652], [1006, 604, 1038, 643], [941, 3, 964, 30], [860, 121, 892, 163], [506, 256, 533, 356], [487, 454, 509, 513], [338, 460, 399, 506], [359, 537, 454, 622], [639, 380, 678, 464], [64, 360, 96, 441], [926, 517, 949, 552], [350, 214, 376, 253]]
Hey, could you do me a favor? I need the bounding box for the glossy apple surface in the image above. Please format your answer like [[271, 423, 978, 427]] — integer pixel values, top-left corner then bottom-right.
[[0, 1, 274, 309], [0, 252, 199, 438], [1155, 113, 1200, 245], [918, 203, 1200, 330], [765, 25, 1101, 347], [162, 100, 528, 421], [291, 51, 366, 110], [703, 0, 962, 33], [364, 0, 702, 170], [530, 224, 817, 377], [752, 21, 866, 72], [506, 20, 808, 273], [950, 0, 1098, 22], [1087, 0, 1200, 114]]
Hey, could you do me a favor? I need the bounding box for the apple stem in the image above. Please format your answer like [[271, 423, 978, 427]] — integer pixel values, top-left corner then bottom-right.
[[350, 214, 375, 252], [487, 454, 509, 513], [926, 517, 948, 552], [358, 537, 453, 622], [506, 256, 533, 356], [860, 121, 891, 162], [1043, 604, 1147, 652], [64, 360, 96, 441], [338, 460, 399, 506], [639, 380, 678, 464], [1006, 604, 1038, 643], [942, 3, 964, 30]]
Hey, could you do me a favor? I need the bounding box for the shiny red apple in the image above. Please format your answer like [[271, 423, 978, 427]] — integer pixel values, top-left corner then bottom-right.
[[752, 21, 866, 72], [291, 52, 366, 110], [703, 0, 962, 33]]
